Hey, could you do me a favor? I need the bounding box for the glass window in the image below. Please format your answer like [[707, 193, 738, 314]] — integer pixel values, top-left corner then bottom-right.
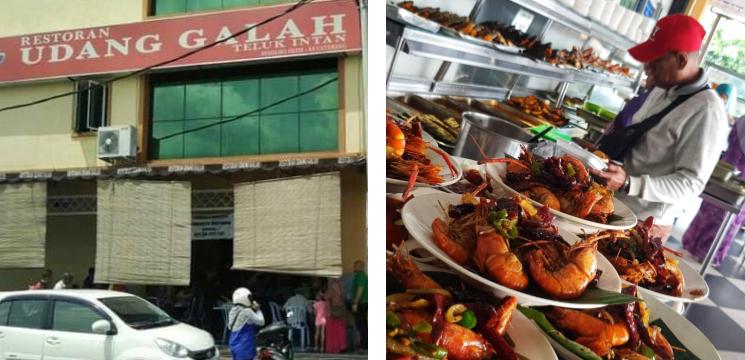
[[222, 116, 260, 156], [261, 75, 299, 115], [184, 118, 222, 158], [223, 0, 261, 8], [185, 82, 221, 119], [153, 85, 185, 122], [261, 113, 299, 154], [0, 302, 9, 326], [300, 72, 339, 111], [152, 0, 296, 15], [73, 80, 108, 132], [154, 0, 186, 15], [8, 300, 47, 329], [300, 110, 338, 152], [223, 79, 260, 116], [99, 296, 176, 330], [53, 301, 105, 334], [149, 63, 338, 159], [186, 0, 221, 12], [152, 121, 185, 159]]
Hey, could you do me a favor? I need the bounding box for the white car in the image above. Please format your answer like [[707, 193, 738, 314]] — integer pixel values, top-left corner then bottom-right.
[[0, 290, 219, 360]]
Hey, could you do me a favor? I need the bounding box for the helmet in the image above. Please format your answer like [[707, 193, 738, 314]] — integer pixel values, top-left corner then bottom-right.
[[232, 287, 253, 307]]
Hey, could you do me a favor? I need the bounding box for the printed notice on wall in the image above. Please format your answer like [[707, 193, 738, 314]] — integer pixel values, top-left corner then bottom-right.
[[192, 214, 233, 241]]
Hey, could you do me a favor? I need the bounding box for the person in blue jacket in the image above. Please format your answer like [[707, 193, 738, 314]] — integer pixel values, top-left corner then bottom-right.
[[228, 287, 265, 360]]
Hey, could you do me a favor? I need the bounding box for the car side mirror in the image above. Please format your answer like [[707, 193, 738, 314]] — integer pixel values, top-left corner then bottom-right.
[[92, 319, 115, 335]]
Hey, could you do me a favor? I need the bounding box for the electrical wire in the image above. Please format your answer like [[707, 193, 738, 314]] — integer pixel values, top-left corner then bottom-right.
[[0, 0, 314, 113]]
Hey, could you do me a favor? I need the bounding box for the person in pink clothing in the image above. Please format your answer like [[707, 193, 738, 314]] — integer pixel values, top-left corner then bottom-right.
[[313, 292, 329, 352], [324, 279, 347, 353]]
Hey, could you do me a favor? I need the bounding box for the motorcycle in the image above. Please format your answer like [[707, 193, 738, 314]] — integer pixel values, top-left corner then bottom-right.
[[254, 315, 294, 360]]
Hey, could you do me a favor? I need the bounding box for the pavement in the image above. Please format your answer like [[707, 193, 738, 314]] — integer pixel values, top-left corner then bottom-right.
[[217, 346, 368, 359]]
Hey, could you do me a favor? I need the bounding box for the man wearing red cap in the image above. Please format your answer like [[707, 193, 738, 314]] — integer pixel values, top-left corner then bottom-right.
[[593, 14, 729, 242]]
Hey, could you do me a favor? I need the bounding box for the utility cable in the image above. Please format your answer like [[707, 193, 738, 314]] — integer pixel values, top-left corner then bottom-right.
[[0, 0, 313, 113]]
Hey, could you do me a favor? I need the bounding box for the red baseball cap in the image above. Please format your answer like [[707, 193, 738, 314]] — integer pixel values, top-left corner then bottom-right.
[[628, 14, 706, 63]]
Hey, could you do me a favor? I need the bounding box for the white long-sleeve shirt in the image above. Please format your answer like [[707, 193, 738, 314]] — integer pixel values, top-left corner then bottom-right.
[[228, 305, 265, 331], [617, 69, 729, 225]]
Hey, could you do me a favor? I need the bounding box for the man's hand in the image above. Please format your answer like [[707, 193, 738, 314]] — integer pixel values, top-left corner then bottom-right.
[[589, 162, 628, 192]]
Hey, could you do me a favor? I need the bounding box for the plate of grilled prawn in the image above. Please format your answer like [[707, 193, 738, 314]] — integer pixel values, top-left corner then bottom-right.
[[482, 149, 637, 234], [387, 116, 463, 191], [593, 218, 709, 303], [525, 286, 718, 360], [401, 191, 623, 308], [386, 249, 557, 360]]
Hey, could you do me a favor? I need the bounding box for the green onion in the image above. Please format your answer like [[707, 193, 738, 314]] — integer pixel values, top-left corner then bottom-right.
[[411, 340, 448, 359], [639, 344, 655, 358], [495, 209, 508, 220], [413, 320, 432, 334], [458, 309, 477, 329], [518, 306, 602, 360], [387, 311, 401, 328]]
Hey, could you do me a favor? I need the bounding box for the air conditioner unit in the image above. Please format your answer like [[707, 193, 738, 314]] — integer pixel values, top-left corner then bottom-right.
[[97, 125, 136, 160]]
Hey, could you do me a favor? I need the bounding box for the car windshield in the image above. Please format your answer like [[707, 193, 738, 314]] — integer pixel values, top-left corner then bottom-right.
[[99, 296, 176, 330]]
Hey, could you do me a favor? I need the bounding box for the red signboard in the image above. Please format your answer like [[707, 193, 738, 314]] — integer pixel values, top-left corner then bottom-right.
[[0, 0, 361, 84]]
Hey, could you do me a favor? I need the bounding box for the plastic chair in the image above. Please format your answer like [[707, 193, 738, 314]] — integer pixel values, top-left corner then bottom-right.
[[269, 301, 282, 324], [285, 304, 310, 351]]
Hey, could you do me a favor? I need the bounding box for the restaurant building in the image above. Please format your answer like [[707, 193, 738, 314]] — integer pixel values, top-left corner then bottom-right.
[[0, 0, 366, 306]]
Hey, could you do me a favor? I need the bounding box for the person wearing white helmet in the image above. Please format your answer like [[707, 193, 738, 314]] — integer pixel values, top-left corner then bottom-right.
[[228, 287, 265, 360]]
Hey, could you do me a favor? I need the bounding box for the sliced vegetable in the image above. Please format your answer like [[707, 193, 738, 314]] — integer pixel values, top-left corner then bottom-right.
[[518, 306, 602, 360], [410, 340, 448, 359], [413, 320, 433, 334], [387, 311, 401, 329], [458, 309, 477, 329], [639, 344, 656, 358]]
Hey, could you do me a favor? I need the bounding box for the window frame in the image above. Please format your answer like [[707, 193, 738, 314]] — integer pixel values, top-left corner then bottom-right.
[[72, 79, 110, 134], [4, 298, 51, 330], [0, 294, 116, 334], [0, 301, 10, 326], [145, 58, 344, 163], [50, 299, 111, 335]]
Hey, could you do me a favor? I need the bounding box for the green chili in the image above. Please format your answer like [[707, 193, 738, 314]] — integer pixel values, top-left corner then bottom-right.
[[458, 309, 477, 329]]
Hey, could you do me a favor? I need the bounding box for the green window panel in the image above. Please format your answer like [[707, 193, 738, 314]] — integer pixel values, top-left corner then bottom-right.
[[221, 116, 260, 156], [261, 113, 299, 154], [300, 71, 339, 111], [299, 110, 338, 152], [260, 75, 298, 115], [153, 0, 296, 15], [184, 118, 222, 158], [260, 0, 296, 4], [185, 82, 221, 119], [150, 65, 338, 160], [154, 0, 186, 15], [152, 85, 185, 122], [186, 0, 222, 12], [223, 0, 261, 8], [222, 79, 260, 116], [151, 121, 185, 159]]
